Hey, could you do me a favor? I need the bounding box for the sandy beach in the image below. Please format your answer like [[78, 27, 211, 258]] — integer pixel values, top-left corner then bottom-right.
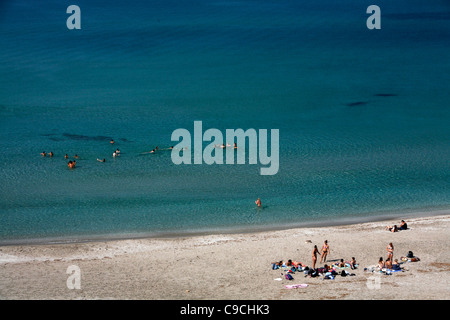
[[0, 212, 449, 300]]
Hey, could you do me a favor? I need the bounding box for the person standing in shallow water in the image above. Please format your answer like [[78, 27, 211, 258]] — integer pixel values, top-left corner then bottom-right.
[[320, 240, 330, 263], [255, 198, 262, 207]]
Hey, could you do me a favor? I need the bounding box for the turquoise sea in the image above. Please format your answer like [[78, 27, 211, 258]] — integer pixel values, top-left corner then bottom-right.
[[0, 0, 449, 244]]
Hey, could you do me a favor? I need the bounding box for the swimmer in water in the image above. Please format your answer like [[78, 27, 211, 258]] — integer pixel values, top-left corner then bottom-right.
[[64, 154, 68, 159], [110, 139, 114, 144], [74, 154, 79, 159], [49, 151, 54, 157], [41, 151, 46, 157], [234, 142, 237, 149], [97, 158, 106, 162], [255, 198, 262, 207]]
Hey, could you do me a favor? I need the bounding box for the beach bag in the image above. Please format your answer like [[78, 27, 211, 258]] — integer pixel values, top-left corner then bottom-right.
[[285, 273, 294, 280], [407, 251, 414, 258]]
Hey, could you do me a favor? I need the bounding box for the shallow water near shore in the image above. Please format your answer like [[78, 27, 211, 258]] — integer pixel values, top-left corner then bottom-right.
[[0, 0, 449, 244]]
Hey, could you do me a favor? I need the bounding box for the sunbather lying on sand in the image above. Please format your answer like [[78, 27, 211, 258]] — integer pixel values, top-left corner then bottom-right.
[[271, 260, 284, 269], [385, 225, 398, 232]]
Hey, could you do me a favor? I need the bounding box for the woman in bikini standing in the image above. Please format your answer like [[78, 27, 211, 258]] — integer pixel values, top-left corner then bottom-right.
[[320, 240, 330, 263], [387, 243, 394, 262], [312, 245, 320, 269]]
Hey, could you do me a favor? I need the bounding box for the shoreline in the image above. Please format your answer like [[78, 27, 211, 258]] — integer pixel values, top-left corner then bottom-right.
[[1, 207, 448, 246], [0, 212, 449, 299]]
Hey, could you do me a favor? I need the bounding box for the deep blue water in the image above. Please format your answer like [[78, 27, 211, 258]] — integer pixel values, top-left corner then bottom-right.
[[0, 0, 449, 243]]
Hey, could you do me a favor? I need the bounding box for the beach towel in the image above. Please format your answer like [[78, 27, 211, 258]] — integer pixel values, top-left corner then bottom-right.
[[363, 265, 377, 272], [285, 284, 308, 289], [333, 266, 351, 270]]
